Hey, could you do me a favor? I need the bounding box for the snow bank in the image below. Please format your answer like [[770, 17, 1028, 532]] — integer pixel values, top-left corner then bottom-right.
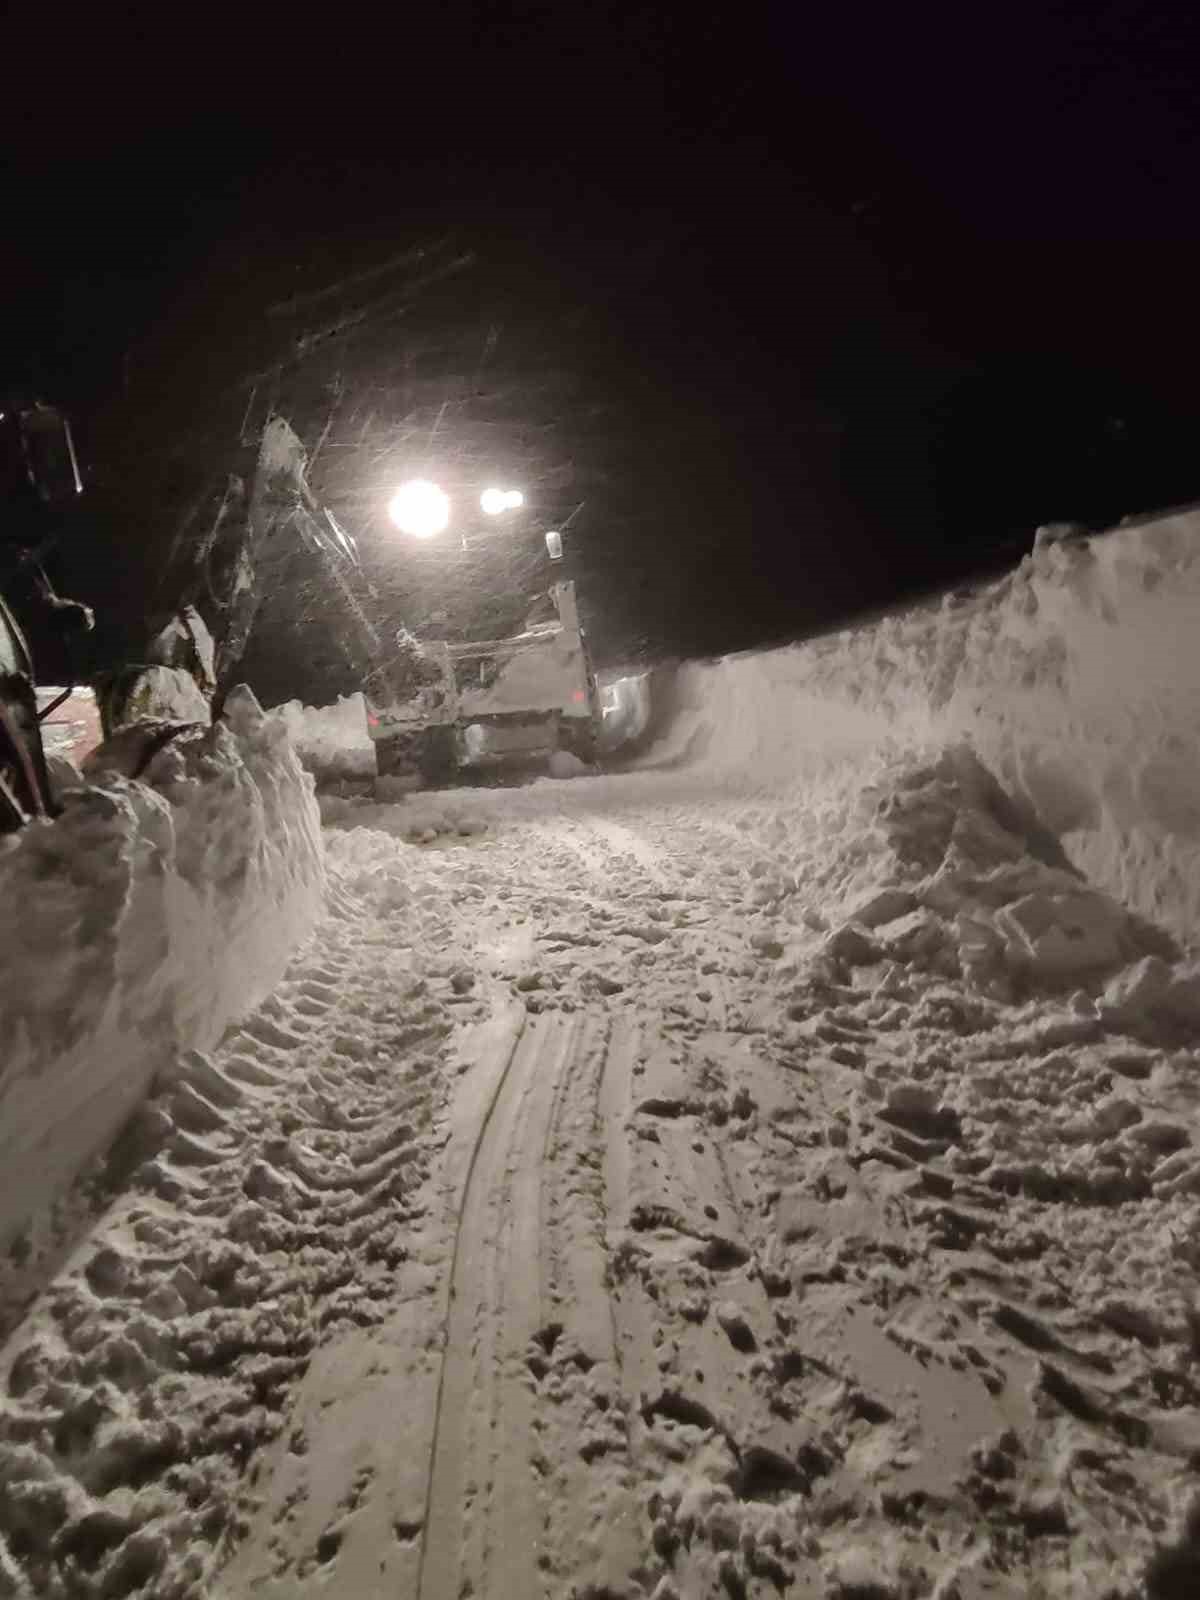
[[652, 510, 1200, 943], [272, 691, 376, 781], [0, 689, 324, 1262]]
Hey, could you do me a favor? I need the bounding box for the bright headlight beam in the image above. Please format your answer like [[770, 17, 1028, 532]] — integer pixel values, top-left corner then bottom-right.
[[481, 487, 525, 515], [389, 479, 450, 538]]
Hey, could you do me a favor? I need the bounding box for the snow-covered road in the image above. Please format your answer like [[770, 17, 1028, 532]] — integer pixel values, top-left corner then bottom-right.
[[4, 748, 1200, 1599], [4, 514, 1200, 1597]]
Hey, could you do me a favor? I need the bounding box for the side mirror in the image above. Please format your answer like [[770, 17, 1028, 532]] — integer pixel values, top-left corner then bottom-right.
[[0, 404, 83, 510], [21, 405, 83, 505]]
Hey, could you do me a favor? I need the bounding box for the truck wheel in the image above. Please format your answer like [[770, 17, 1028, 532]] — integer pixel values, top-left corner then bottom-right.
[[558, 717, 598, 766], [417, 726, 458, 787], [375, 731, 423, 778]]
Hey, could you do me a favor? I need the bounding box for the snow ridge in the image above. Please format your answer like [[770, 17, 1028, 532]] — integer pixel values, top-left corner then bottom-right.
[[655, 510, 1200, 944], [0, 690, 324, 1274]]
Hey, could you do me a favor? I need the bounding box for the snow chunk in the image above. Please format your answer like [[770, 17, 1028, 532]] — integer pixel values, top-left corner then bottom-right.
[[105, 664, 211, 726], [272, 692, 376, 781], [996, 887, 1134, 980], [146, 605, 216, 691]]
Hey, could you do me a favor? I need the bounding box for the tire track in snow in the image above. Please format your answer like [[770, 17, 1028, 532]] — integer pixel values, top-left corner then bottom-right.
[[566, 812, 673, 895], [418, 1013, 570, 1598], [517, 808, 749, 1029], [0, 877, 453, 1600], [417, 1011, 644, 1599], [530, 1013, 642, 1590]]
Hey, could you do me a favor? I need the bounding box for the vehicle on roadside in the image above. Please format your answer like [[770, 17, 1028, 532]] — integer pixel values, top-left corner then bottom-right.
[[0, 402, 93, 830], [364, 580, 603, 785]]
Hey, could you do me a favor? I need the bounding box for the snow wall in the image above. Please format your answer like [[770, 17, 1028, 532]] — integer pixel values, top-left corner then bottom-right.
[[649, 510, 1200, 946], [0, 690, 324, 1261]]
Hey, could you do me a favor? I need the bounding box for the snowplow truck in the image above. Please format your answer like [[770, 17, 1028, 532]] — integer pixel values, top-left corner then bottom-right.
[[364, 580, 602, 784]]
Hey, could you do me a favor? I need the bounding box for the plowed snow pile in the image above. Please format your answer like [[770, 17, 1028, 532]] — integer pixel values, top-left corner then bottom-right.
[[273, 693, 375, 782], [656, 511, 1200, 942], [1, 513, 1198, 1600], [0, 690, 323, 1285]]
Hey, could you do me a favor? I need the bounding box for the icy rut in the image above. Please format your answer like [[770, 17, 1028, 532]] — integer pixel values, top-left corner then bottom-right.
[[4, 749, 1200, 1599]]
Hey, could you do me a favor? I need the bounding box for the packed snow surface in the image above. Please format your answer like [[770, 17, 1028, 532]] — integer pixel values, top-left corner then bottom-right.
[[1, 512, 1199, 1600]]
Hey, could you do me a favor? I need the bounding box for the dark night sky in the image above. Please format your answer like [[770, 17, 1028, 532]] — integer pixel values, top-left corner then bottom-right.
[[5, 2, 1200, 673]]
